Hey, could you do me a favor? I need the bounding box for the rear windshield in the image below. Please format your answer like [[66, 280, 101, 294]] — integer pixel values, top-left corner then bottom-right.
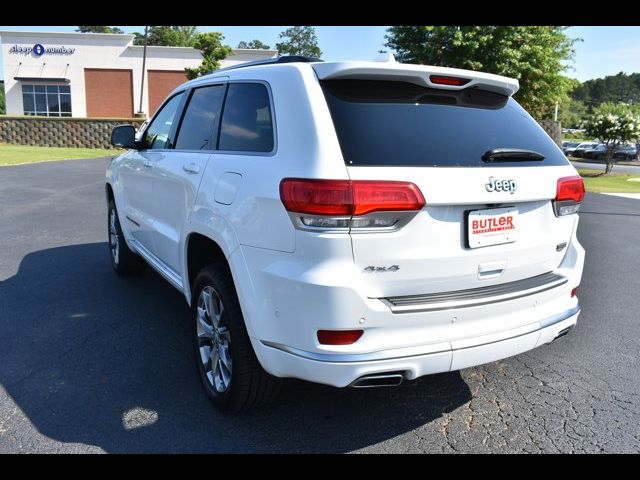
[[321, 79, 568, 167]]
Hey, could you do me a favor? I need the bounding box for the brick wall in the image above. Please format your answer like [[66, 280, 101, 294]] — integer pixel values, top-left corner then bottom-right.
[[538, 120, 562, 146], [0, 116, 145, 149]]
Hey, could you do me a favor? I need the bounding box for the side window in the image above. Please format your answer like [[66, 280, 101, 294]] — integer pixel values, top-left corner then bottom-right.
[[219, 83, 274, 153], [143, 92, 184, 150], [175, 85, 225, 151]]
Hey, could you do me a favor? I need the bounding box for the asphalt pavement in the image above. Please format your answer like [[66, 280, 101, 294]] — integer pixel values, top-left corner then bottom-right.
[[0, 158, 639, 453]]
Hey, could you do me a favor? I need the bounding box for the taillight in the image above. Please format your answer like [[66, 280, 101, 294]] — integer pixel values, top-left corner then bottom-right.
[[553, 175, 585, 216], [317, 330, 363, 345], [352, 181, 425, 215], [279, 179, 352, 216], [571, 286, 578, 298], [280, 179, 425, 231], [429, 75, 471, 87]]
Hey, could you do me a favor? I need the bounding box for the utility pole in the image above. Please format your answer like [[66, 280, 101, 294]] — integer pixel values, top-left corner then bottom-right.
[[135, 25, 149, 118], [554, 101, 559, 122]]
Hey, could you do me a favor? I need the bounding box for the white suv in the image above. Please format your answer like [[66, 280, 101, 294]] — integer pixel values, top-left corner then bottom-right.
[[106, 56, 585, 411]]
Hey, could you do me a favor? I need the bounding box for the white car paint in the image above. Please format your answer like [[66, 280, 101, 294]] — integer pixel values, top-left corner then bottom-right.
[[106, 59, 585, 389]]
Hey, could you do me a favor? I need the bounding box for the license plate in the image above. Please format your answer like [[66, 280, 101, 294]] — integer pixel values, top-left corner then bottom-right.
[[467, 207, 518, 249]]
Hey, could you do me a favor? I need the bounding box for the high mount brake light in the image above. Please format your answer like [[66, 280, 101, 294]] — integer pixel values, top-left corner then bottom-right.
[[429, 75, 471, 87], [553, 176, 585, 217], [279, 179, 425, 231]]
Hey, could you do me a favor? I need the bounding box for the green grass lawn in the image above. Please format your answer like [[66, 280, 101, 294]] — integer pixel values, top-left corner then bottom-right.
[[579, 169, 640, 193], [0, 143, 123, 166]]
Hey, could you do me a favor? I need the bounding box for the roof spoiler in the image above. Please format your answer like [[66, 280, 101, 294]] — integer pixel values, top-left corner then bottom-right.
[[312, 62, 519, 97]]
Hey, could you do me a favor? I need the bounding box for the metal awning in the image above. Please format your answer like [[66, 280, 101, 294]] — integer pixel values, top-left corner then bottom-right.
[[14, 76, 70, 83]]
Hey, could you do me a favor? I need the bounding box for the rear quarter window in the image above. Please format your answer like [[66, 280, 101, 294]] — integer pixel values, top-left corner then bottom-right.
[[218, 83, 274, 153], [321, 79, 568, 168]]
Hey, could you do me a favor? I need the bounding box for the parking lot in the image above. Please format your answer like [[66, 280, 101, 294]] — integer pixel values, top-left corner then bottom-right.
[[1, 157, 639, 453]]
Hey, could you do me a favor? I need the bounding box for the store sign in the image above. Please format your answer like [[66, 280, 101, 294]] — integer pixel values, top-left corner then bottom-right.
[[8, 44, 76, 56]]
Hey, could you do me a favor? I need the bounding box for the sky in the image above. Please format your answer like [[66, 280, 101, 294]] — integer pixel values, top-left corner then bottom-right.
[[0, 26, 639, 82]]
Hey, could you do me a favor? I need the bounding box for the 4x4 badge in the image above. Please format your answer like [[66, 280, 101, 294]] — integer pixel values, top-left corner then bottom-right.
[[364, 265, 399, 273], [485, 177, 517, 194]]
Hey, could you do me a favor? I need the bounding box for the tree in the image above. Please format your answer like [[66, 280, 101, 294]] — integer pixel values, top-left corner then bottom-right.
[[276, 26, 321, 58], [185, 32, 233, 80], [384, 26, 578, 119], [76, 26, 124, 34], [583, 104, 640, 174], [133, 26, 199, 46], [559, 99, 588, 129], [572, 72, 640, 108], [238, 40, 271, 50]]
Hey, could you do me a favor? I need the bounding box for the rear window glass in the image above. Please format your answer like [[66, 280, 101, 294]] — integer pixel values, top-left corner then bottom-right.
[[321, 80, 568, 167]]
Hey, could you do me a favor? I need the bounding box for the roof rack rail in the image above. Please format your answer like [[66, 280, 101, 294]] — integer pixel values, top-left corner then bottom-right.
[[204, 55, 323, 76]]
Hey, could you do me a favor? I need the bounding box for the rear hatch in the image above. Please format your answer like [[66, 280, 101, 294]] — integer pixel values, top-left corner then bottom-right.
[[315, 64, 581, 299]]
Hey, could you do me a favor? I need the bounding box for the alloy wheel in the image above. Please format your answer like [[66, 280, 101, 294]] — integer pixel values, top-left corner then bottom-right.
[[196, 286, 232, 393]]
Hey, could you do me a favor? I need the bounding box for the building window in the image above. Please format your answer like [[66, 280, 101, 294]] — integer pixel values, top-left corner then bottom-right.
[[22, 84, 72, 117]]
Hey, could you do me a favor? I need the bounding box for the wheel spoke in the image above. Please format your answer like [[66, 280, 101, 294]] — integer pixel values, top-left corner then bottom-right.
[[210, 347, 220, 375], [217, 326, 230, 340], [199, 344, 212, 366], [218, 357, 231, 389], [219, 343, 232, 373], [212, 295, 224, 326], [197, 307, 214, 337], [202, 289, 212, 319]]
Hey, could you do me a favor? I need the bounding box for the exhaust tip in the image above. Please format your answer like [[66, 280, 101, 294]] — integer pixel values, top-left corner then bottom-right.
[[553, 325, 574, 342], [350, 372, 405, 388]]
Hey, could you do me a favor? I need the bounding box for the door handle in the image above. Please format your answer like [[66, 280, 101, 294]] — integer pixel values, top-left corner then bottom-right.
[[183, 162, 200, 174], [142, 159, 153, 168]]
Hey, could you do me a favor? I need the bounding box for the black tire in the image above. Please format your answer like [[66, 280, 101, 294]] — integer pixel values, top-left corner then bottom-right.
[[107, 198, 145, 275], [192, 263, 282, 412]]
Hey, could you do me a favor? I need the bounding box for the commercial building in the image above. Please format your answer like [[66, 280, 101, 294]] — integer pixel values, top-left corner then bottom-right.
[[0, 30, 278, 118]]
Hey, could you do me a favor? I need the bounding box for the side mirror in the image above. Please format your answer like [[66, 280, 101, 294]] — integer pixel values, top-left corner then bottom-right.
[[111, 125, 137, 149]]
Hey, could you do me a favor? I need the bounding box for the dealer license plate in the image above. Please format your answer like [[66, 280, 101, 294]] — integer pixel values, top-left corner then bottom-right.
[[467, 207, 518, 249]]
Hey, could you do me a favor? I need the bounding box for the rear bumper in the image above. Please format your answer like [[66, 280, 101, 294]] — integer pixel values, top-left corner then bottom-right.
[[253, 306, 579, 388], [231, 212, 584, 388]]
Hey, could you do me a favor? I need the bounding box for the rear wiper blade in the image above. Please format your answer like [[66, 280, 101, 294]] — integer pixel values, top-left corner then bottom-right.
[[482, 148, 545, 162]]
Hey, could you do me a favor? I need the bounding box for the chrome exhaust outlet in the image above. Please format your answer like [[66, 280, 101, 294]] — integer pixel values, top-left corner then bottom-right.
[[553, 325, 574, 341], [350, 372, 404, 388]]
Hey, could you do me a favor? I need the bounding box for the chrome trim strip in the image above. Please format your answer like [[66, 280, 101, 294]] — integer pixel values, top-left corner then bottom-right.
[[260, 305, 580, 364], [130, 239, 183, 291], [381, 272, 567, 313], [539, 305, 580, 328]]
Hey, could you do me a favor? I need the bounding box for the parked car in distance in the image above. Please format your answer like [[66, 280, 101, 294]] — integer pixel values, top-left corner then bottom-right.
[[562, 141, 581, 156], [106, 56, 585, 411], [571, 142, 600, 158], [582, 143, 638, 161], [582, 144, 607, 160], [613, 143, 638, 161]]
